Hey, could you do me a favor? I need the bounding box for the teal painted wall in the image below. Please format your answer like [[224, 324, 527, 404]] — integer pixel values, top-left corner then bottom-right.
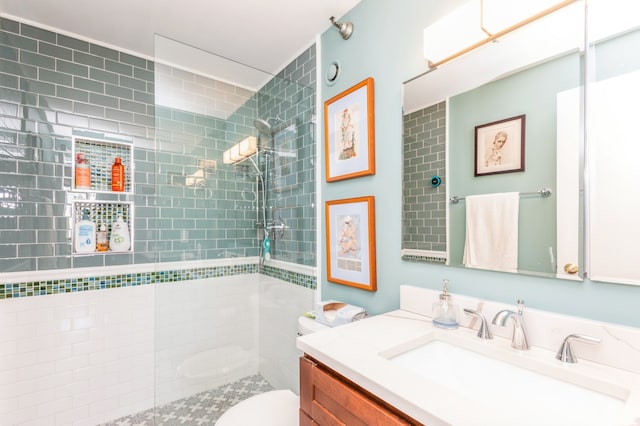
[[320, 0, 640, 328]]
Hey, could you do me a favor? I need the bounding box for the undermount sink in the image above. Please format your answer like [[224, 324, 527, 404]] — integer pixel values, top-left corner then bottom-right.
[[381, 331, 632, 426]]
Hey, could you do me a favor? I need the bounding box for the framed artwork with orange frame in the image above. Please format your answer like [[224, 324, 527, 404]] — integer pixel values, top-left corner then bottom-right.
[[325, 196, 376, 291], [324, 78, 375, 182]]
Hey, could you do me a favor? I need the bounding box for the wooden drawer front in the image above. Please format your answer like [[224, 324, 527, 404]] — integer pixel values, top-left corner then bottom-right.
[[300, 356, 315, 415], [312, 363, 411, 426], [311, 400, 344, 426], [300, 409, 318, 426]]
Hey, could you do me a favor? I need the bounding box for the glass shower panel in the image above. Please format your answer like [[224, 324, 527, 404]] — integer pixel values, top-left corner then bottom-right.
[[255, 79, 317, 266], [152, 34, 316, 419]]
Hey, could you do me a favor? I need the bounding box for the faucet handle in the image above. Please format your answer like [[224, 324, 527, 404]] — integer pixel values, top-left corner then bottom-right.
[[555, 334, 602, 363], [463, 308, 493, 339]]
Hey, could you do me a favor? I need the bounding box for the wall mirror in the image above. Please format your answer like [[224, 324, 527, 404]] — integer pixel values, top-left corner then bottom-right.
[[402, 0, 585, 280]]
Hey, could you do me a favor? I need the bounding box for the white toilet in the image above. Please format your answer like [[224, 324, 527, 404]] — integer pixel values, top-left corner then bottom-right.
[[215, 316, 328, 426]]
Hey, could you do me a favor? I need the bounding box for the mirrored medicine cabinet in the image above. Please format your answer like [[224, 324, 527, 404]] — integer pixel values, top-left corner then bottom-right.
[[401, 0, 640, 286]]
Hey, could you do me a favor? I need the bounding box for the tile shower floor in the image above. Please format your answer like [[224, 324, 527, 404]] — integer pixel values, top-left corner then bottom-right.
[[101, 374, 274, 426]]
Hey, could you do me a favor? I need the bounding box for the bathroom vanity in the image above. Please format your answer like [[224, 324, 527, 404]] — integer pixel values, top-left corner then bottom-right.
[[299, 355, 420, 425], [297, 286, 640, 425]]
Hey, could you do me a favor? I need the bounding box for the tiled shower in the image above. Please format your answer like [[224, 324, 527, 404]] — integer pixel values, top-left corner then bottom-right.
[[0, 17, 317, 425]]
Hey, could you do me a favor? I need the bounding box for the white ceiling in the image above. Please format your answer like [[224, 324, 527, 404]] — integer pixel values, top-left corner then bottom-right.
[[0, 0, 361, 87]]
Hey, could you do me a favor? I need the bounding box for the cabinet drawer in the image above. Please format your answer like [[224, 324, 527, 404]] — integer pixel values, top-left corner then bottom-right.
[[300, 356, 419, 426], [300, 409, 318, 426]]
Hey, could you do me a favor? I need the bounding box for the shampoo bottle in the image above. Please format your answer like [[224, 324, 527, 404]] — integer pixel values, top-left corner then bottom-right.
[[75, 153, 91, 190], [109, 215, 130, 252], [111, 157, 125, 192], [432, 279, 459, 329], [74, 209, 96, 253]]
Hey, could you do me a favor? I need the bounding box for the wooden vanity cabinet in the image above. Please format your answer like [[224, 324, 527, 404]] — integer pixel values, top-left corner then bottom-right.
[[300, 355, 422, 426]]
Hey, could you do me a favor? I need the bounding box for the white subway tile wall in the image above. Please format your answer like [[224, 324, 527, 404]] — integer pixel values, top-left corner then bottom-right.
[[0, 284, 155, 425], [258, 276, 316, 394], [0, 273, 313, 425]]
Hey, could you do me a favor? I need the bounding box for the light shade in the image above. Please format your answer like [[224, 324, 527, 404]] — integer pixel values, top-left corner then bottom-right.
[[223, 136, 259, 165], [229, 144, 242, 162], [423, 1, 485, 66], [482, 0, 564, 33], [238, 136, 257, 157], [223, 149, 233, 164], [410, 0, 584, 113], [423, 0, 579, 67]]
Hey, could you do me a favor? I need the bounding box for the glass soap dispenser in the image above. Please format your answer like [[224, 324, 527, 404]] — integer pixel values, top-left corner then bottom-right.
[[432, 279, 459, 329]]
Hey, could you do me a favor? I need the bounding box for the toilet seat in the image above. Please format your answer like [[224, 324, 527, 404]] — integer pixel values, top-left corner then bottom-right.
[[215, 389, 299, 426]]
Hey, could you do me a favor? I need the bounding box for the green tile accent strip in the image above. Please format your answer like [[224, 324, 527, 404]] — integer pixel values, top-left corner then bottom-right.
[[0, 263, 316, 299], [402, 254, 447, 264], [259, 264, 317, 290], [0, 264, 257, 299]]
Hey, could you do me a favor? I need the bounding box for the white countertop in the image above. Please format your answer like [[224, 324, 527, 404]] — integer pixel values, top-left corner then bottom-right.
[[296, 309, 640, 426]]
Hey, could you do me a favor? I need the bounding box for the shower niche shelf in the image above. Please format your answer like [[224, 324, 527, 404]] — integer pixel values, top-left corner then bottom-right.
[[72, 136, 134, 193], [71, 200, 134, 255]]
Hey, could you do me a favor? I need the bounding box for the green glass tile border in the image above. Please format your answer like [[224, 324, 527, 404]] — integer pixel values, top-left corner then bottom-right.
[[0, 263, 257, 299], [259, 264, 317, 290], [0, 263, 316, 299], [402, 254, 447, 264]]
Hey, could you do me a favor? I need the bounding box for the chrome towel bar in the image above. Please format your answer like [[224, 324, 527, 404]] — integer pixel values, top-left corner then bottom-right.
[[450, 188, 552, 204]]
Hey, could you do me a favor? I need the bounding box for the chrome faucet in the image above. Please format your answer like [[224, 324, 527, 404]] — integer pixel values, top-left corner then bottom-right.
[[463, 308, 492, 339], [556, 334, 602, 363], [492, 300, 529, 350]]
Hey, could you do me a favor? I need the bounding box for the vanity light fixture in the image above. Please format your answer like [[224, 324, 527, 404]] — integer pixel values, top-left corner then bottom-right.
[[424, 0, 578, 69], [223, 136, 257, 165]]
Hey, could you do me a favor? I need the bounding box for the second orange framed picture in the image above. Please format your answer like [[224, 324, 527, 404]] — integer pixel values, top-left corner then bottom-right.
[[324, 77, 375, 182], [325, 196, 376, 291]]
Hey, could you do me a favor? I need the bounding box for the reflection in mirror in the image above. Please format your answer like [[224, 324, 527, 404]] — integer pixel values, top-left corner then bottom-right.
[[449, 52, 582, 278], [587, 1, 640, 286], [402, 102, 447, 264], [402, 1, 585, 280]]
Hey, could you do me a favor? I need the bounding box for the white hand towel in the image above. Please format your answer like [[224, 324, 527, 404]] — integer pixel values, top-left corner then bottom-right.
[[463, 192, 519, 273]]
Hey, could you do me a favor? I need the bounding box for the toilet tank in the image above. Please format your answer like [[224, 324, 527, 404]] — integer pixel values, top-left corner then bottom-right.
[[298, 316, 330, 336]]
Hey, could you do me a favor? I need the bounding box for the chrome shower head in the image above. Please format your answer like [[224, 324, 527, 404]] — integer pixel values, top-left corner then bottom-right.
[[254, 116, 284, 135], [254, 119, 272, 134]]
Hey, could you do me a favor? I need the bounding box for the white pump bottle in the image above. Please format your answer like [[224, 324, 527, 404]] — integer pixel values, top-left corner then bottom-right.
[[109, 215, 131, 252]]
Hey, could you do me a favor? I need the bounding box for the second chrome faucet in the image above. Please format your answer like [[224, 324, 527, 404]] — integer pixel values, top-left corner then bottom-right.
[[463, 308, 493, 339], [492, 299, 530, 350]]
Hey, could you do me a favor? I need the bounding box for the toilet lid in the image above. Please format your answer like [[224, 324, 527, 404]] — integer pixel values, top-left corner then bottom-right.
[[215, 389, 298, 426]]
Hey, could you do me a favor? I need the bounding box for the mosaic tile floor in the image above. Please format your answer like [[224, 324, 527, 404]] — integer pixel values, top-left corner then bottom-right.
[[101, 374, 274, 426]]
